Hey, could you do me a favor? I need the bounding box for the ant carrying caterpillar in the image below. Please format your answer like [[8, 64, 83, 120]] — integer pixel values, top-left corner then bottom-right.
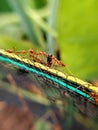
[[6, 49, 66, 68]]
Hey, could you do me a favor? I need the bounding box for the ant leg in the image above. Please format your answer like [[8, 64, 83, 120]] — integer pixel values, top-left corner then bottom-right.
[[29, 49, 48, 56], [47, 54, 53, 67], [35, 51, 48, 56], [29, 49, 34, 54], [51, 56, 66, 67], [6, 50, 14, 53], [29, 54, 43, 64], [15, 50, 26, 54], [6, 49, 26, 54]]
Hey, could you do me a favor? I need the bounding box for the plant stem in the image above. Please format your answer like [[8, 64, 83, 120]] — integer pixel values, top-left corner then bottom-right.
[[47, 0, 59, 55], [7, 0, 45, 48]]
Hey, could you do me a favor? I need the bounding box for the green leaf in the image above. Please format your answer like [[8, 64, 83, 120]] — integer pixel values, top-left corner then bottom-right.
[[57, 0, 98, 80], [26, 7, 57, 38], [47, 0, 59, 55], [31, 0, 47, 9], [7, 0, 45, 48], [0, 35, 37, 50], [35, 119, 51, 130], [0, 0, 12, 12]]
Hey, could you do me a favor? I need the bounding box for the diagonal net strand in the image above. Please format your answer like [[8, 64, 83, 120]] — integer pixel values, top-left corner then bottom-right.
[[0, 49, 98, 120]]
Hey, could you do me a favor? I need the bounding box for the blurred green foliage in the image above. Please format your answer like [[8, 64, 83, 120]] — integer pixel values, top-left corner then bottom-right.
[[35, 119, 51, 130], [57, 0, 98, 80], [0, 0, 11, 12], [0, 0, 97, 80], [0, 0, 57, 51], [0, 35, 35, 50], [0, 1, 98, 129], [31, 0, 47, 9]]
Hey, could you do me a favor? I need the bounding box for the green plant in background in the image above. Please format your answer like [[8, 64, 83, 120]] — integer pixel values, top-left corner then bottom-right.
[[57, 0, 98, 80], [0, 0, 57, 51], [0, 0, 98, 80], [0, 1, 98, 130]]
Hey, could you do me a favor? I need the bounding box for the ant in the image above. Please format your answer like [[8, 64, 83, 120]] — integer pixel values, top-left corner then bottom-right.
[[29, 49, 66, 67], [6, 49, 26, 54], [6, 49, 66, 68], [89, 92, 98, 104], [47, 54, 65, 67]]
